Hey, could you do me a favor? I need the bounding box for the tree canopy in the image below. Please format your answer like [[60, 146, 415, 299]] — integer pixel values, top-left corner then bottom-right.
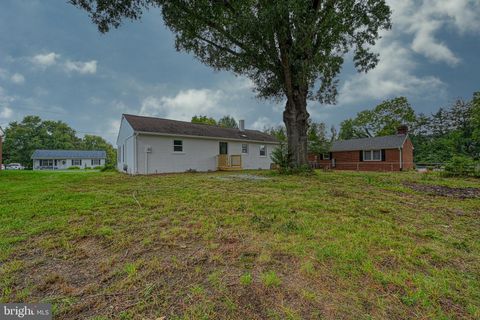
[[71, 0, 392, 167], [218, 115, 238, 128], [191, 115, 217, 126], [339, 97, 417, 139]]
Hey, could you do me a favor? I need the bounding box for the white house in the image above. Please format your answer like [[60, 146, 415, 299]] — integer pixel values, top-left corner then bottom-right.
[[116, 114, 279, 174], [32, 150, 106, 170]]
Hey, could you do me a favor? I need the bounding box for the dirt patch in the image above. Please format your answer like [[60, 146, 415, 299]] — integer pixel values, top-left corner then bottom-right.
[[404, 182, 480, 199], [215, 174, 269, 181]]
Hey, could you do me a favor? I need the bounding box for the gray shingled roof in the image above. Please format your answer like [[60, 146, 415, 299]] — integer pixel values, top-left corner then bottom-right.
[[123, 114, 278, 143], [330, 135, 408, 152], [31, 150, 106, 159]]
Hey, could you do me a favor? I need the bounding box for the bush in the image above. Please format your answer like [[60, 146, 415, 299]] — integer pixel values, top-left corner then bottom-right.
[[270, 142, 290, 171], [270, 142, 313, 175], [93, 166, 103, 170], [101, 164, 116, 172], [68, 166, 80, 170], [443, 156, 480, 178]]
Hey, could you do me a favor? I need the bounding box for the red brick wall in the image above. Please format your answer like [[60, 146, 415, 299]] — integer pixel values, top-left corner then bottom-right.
[[402, 138, 414, 170], [332, 149, 401, 171], [308, 137, 414, 172]]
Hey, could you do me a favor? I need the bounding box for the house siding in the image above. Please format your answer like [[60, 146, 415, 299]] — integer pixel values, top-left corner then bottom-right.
[[308, 137, 414, 172], [116, 116, 136, 174], [33, 158, 105, 170], [134, 134, 276, 174]]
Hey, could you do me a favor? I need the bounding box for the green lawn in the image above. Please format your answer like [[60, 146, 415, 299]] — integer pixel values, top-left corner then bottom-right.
[[0, 170, 479, 319]]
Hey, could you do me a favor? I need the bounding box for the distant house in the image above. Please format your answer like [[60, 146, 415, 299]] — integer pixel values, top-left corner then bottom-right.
[[309, 127, 414, 171], [32, 150, 107, 170], [116, 114, 279, 174]]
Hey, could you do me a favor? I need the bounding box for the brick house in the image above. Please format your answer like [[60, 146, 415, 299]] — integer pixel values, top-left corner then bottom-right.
[[309, 127, 414, 171]]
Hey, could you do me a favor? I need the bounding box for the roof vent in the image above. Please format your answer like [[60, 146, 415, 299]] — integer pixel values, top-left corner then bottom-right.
[[239, 119, 245, 131]]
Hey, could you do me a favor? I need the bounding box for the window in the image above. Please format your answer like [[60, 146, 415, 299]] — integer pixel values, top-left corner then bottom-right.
[[117, 147, 121, 162], [39, 159, 53, 167], [259, 145, 266, 156], [173, 140, 183, 152], [242, 143, 248, 154], [72, 159, 82, 166], [363, 150, 381, 161], [322, 153, 330, 160], [91, 159, 101, 166]]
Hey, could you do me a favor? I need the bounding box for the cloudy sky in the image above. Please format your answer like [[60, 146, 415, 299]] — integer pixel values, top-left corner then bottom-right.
[[1, 1, 479, 143]]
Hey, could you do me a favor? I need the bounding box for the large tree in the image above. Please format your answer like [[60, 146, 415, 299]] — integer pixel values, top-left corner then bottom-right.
[[71, 0, 391, 167]]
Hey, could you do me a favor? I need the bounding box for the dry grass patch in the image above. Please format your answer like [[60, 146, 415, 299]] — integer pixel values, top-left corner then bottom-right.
[[0, 170, 479, 319]]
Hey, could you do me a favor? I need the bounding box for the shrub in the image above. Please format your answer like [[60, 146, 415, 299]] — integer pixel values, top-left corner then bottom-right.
[[68, 166, 80, 170], [93, 166, 103, 170], [271, 142, 290, 171], [443, 156, 480, 178], [101, 164, 116, 172], [270, 142, 313, 175]]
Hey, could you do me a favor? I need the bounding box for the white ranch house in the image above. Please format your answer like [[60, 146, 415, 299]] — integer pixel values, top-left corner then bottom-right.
[[32, 150, 106, 170], [117, 114, 279, 174]]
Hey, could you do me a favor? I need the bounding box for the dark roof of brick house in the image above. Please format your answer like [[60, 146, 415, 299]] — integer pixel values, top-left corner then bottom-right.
[[123, 114, 278, 143], [330, 134, 408, 152], [32, 150, 106, 159]]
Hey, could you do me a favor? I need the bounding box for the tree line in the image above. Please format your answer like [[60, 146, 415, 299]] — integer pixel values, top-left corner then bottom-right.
[[191, 115, 239, 128], [2, 115, 117, 168]]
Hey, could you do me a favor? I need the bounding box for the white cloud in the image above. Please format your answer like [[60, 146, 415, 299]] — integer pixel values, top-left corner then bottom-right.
[[139, 88, 228, 121], [0, 106, 13, 119], [30, 52, 97, 75], [64, 60, 97, 74], [338, 40, 445, 105], [10, 73, 25, 84], [334, 0, 479, 105], [387, 0, 480, 65], [251, 116, 279, 130], [31, 52, 60, 67]]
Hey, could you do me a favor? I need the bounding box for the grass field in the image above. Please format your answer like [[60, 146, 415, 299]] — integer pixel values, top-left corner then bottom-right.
[[0, 170, 479, 319]]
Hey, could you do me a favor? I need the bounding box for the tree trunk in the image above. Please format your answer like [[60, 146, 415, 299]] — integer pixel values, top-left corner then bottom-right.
[[283, 88, 309, 167]]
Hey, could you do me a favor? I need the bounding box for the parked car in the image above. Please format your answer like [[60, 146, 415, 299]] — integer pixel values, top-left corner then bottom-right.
[[6, 163, 24, 170], [1, 164, 4, 170]]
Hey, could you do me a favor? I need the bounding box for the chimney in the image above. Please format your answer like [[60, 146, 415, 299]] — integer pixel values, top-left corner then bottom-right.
[[396, 125, 408, 135], [239, 119, 245, 131]]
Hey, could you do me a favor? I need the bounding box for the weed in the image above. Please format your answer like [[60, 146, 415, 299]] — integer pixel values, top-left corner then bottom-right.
[[239, 272, 253, 286], [261, 271, 282, 287]]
